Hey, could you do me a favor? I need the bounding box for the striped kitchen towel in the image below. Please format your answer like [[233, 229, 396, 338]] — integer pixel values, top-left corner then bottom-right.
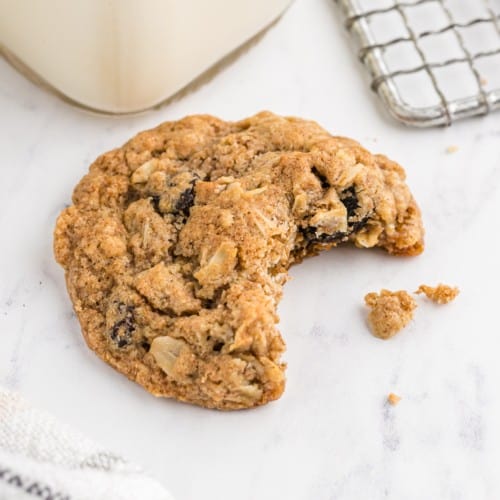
[[0, 388, 173, 500]]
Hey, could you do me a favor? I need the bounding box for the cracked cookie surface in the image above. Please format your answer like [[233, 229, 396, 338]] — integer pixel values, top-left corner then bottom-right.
[[54, 112, 424, 409]]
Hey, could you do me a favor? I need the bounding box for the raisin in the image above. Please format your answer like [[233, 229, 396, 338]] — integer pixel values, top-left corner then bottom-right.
[[213, 342, 224, 352], [124, 188, 140, 206], [300, 226, 347, 244], [340, 186, 359, 219], [175, 185, 195, 217], [151, 149, 164, 158], [350, 215, 370, 232], [300, 226, 316, 241], [202, 299, 216, 309], [311, 167, 330, 189], [150, 195, 161, 214], [110, 304, 135, 348]]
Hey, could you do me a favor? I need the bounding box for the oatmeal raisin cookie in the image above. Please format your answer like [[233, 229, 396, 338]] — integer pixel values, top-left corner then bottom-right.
[[54, 112, 424, 409]]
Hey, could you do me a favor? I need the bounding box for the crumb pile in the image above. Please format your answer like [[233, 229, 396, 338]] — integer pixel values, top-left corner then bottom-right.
[[365, 283, 459, 340]]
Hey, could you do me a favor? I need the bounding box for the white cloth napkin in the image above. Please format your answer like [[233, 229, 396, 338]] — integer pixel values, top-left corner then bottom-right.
[[0, 388, 174, 500]]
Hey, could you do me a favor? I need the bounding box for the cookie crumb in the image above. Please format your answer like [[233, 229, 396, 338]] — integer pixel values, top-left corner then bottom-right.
[[364, 289, 417, 340], [446, 145, 459, 154], [416, 284, 459, 304], [387, 393, 401, 406]]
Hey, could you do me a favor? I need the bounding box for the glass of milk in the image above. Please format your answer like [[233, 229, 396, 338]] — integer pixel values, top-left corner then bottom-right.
[[0, 0, 292, 113]]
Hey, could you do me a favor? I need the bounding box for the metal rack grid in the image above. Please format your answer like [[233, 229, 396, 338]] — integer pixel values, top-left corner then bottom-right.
[[335, 0, 500, 127]]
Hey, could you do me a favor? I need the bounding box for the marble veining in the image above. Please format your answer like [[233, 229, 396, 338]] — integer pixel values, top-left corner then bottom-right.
[[1, 0, 500, 498]]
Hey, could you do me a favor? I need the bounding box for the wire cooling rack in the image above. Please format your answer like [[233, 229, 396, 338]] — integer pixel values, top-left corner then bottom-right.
[[334, 0, 500, 126]]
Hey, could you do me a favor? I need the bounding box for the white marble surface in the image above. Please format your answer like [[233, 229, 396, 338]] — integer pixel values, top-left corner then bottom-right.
[[1, 1, 500, 499]]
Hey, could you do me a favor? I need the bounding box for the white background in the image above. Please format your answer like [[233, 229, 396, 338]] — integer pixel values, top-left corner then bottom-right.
[[1, 0, 500, 498]]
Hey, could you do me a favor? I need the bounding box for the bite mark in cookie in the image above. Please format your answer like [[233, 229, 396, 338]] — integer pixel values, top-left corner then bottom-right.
[[54, 112, 424, 409]]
